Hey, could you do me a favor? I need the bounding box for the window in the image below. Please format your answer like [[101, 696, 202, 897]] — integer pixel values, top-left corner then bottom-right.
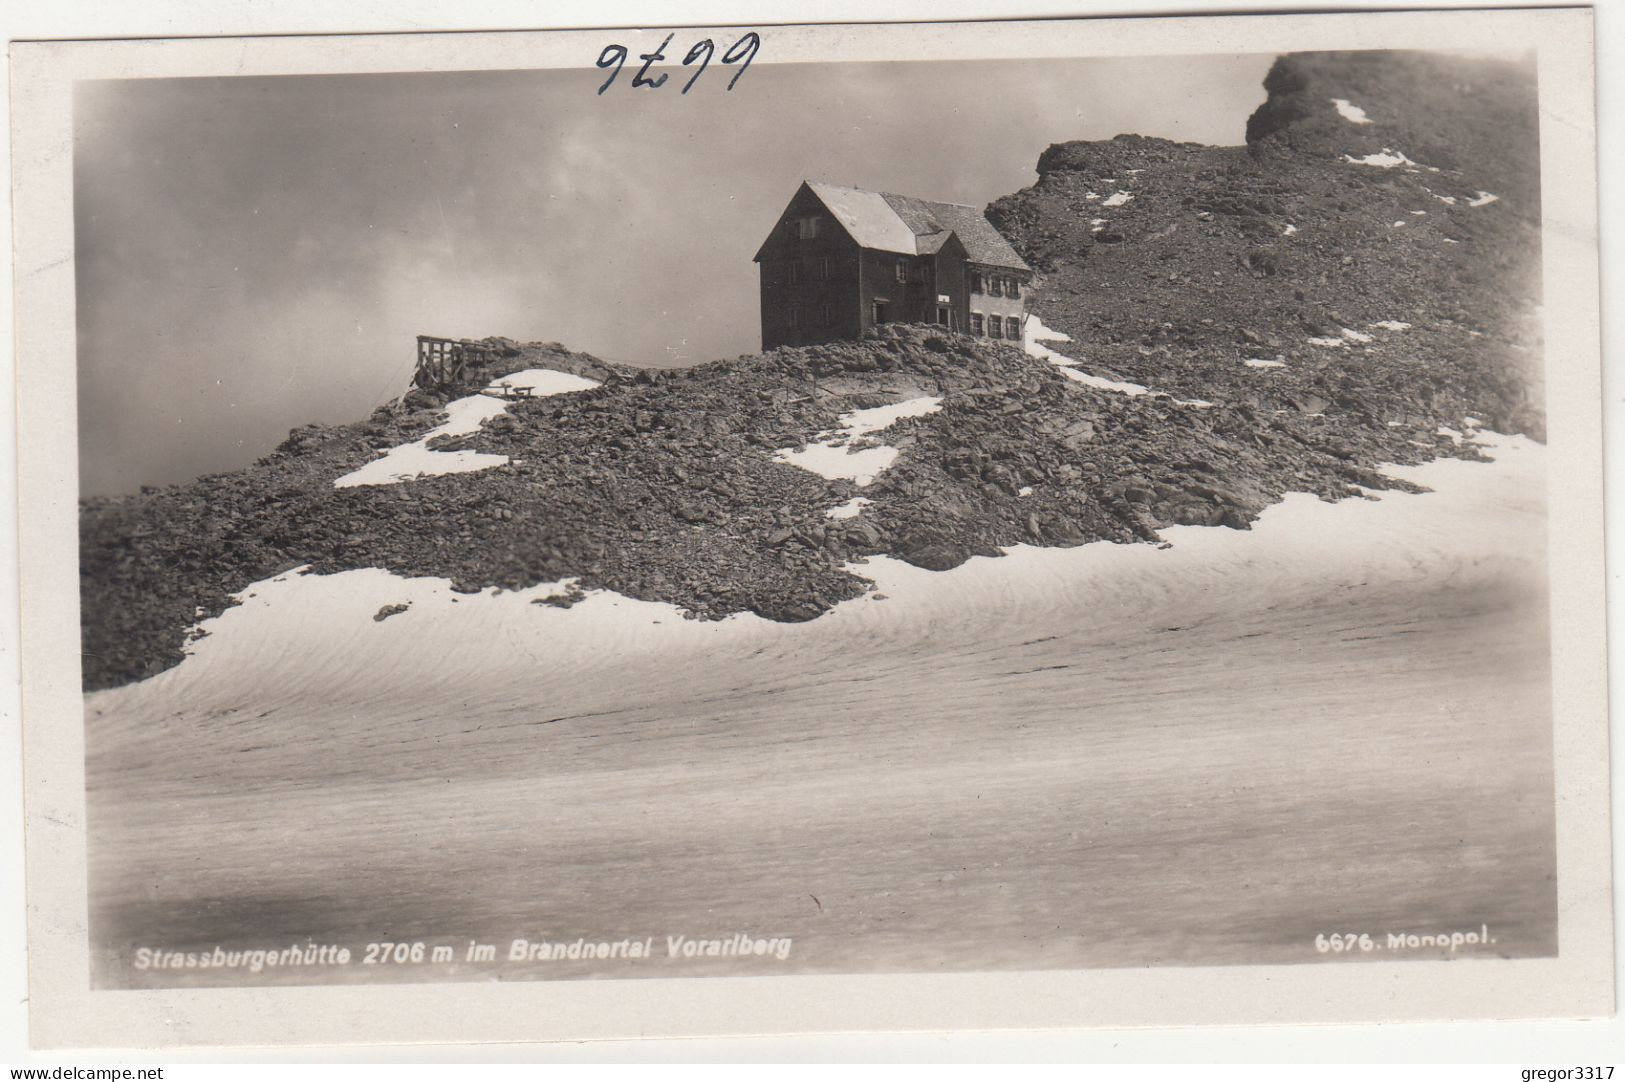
[[819, 303, 833, 325], [818, 255, 831, 280], [1006, 316, 1022, 339], [988, 317, 1003, 339], [970, 272, 984, 295], [788, 307, 801, 328], [797, 216, 821, 240], [785, 261, 801, 285], [1008, 278, 1022, 298], [987, 277, 1003, 297], [970, 313, 984, 336], [895, 260, 909, 283]]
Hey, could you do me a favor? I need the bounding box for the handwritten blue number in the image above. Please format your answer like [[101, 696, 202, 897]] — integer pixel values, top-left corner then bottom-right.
[[721, 32, 760, 90], [632, 33, 673, 89], [682, 40, 714, 94], [596, 44, 627, 94]]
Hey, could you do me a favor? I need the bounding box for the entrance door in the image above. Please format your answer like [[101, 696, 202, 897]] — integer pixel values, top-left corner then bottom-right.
[[935, 305, 950, 326], [872, 301, 889, 324]]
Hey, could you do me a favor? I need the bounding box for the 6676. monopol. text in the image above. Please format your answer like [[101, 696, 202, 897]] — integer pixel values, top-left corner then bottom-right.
[[1315, 924, 1494, 954]]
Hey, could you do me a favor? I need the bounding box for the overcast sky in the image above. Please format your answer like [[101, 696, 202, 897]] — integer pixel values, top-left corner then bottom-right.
[[75, 53, 1274, 496]]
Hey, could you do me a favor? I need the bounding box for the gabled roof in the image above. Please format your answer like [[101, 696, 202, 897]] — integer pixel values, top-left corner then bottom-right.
[[801, 181, 1032, 272], [804, 182, 919, 256]]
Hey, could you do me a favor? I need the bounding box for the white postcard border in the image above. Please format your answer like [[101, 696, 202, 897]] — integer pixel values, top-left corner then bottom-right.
[[11, 7, 1610, 1050]]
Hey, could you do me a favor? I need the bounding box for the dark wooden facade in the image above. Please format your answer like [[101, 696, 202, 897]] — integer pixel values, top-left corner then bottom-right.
[[756, 185, 864, 349]]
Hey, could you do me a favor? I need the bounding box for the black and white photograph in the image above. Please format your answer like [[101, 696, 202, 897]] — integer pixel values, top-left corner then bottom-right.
[[9, 6, 1612, 1050]]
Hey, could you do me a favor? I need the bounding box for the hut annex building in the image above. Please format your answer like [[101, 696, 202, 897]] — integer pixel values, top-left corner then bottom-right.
[[754, 181, 1034, 351]]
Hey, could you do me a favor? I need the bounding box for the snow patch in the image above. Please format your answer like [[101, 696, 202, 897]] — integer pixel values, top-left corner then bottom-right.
[[1101, 191, 1134, 208], [1371, 320, 1412, 332], [1018, 486, 1035, 497], [1282, 224, 1298, 236], [1022, 314, 1080, 368], [124, 430, 1543, 716], [1340, 328, 1373, 344], [774, 397, 942, 487], [1060, 369, 1154, 396], [827, 496, 872, 521], [1307, 336, 1346, 348], [488, 369, 604, 397], [1468, 191, 1500, 207], [334, 371, 601, 489], [1330, 98, 1373, 124], [1024, 317, 1151, 397], [1243, 359, 1287, 369], [1342, 148, 1420, 168], [1024, 315, 1208, 406]]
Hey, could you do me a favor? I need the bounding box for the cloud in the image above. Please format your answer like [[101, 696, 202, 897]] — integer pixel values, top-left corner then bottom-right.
[[75, 55, 1272, 495]]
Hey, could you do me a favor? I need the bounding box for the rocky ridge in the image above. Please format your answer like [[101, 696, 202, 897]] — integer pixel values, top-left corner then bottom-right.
[[987, 52, 1541, 443], [79, 50, 1543, 691]]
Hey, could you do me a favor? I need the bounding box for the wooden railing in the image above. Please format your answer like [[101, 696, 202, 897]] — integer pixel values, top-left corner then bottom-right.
[[413, 335, 500, 389]]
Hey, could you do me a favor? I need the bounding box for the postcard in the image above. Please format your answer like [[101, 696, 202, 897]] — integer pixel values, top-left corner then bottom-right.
[[11, 7, 1610, 1049]]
